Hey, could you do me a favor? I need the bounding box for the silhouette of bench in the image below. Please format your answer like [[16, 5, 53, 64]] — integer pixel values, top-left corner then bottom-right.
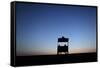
[[57, 36, 69, 55]]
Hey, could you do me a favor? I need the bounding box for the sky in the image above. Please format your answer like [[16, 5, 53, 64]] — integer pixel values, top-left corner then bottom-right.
[[16, 2, 97, 56]]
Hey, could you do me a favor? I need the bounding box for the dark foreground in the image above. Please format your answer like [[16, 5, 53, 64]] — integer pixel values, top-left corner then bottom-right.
[[15, 52, 97, 66]]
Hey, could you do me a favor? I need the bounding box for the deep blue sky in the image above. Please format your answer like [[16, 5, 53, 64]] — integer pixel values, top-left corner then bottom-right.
[[16, 3, 97, 56]]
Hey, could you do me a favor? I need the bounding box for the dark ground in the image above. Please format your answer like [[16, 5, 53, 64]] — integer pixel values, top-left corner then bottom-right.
[[15, 52, 97, 66]]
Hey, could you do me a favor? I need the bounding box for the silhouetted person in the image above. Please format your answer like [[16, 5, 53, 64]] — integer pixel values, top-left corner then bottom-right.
[[57, 36, 69, 55]]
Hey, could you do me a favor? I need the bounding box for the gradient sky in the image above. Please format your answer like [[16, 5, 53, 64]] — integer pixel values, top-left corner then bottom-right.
[[16, 3, 97, 56]]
